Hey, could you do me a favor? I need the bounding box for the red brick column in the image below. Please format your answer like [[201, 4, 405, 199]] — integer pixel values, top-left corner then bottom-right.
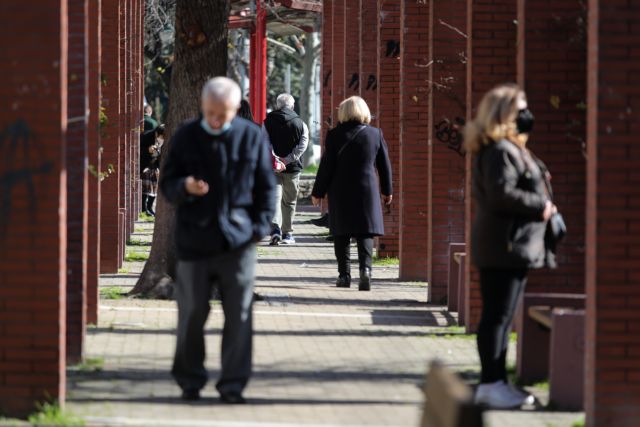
[[428, 0, 467, 303], [360, 0, 379, 124], [331, 0, 346, 125], [0, 1, 68, 416], [345, 0, 361, 98], [398, 0, 431, 281], [119, 0, 131, 246], [87, 0, 102, 325], [517, 0, 586, 296], [66, 0, 89, 365], [376, 0, 401, 258], [585, 1, 640, 424], [100, 0, 122, 273], [321, 0, 333, 139], [464, 0, 517, 331]]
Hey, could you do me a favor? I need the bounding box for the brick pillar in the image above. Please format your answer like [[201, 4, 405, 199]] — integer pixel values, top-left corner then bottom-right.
[[585, 1, 640, 424], [66, 0, 89, 365], [399, 0, 431, 281], [464, 0, 517, 331], [119, 0, 130, 249], [428, 0, 467, 303], [100, 0, 122, 273], [87, 0, 102, 325], [321, 0, 333, 140], [345, 0, 361, 97], [518, 0, 586, 296], [376, 0, 401, 258], [360, 0, 379, 124], [331, 0, 346, 125], [0, 1, 68, 416]]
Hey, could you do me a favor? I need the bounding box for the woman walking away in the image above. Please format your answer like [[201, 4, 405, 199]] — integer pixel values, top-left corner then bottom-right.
[[311, 96, 393, 291], [467, 84, 558, 409]]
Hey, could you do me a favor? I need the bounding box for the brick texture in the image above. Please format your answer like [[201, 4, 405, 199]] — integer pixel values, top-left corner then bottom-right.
[[399, 0, 431, 281], [66, 0, 89, 365], [321, 0, 333, 140], [518, 0, 587, 296], [428, 0, 467, 303], [0, 1, 68, 416], [359, 0, 379, 124], [100, 0, 122, 273], [585, 1, 640, 425], [331, 0, 345, 126], [376, 0, 402, 258], [87, 0, 102, 325], [345, 0, 361, 98], [464, 0, 517, 332]]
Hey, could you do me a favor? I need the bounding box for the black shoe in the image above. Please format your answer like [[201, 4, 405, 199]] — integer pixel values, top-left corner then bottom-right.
[[146, 196, 156, 216], [310, 213, 329, 228], [359, 268, 371, 291], [220, 392, 247, 404], [181, 389, 201, 401], [336, 274, 351, 288]]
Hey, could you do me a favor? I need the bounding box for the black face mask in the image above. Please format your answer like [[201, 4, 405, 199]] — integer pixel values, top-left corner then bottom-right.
[[516, 108, 535, 134]]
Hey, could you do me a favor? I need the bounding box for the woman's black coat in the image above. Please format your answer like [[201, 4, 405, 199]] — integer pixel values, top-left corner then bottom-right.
[[471, 139, 551, 269], [312, 122, 393, 237]]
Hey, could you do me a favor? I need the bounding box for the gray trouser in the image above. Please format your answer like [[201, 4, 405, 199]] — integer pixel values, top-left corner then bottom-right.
[[272, 172, 301, 234], [171, 243, 256, 395]]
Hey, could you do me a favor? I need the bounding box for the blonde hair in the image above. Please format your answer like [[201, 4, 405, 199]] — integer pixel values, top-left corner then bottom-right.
[[338, 96, 371, 124], [464, 84, 525, 153]]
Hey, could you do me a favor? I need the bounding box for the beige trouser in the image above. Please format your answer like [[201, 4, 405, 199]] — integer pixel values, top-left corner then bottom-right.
[[272, 172, 300, 234]]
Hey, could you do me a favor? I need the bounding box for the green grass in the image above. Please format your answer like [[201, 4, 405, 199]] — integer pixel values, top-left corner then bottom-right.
[[571, 419, 585, 427], [532, 379, 550, 391], [100, 286, 124, 300], [139, 212, 155, 223], [70, 357, 104, 373], [117, 267, 130, 274], [303, 163, 319, 175], [372, 255, 400, 266], [425, 325, 476, 340], [124, 250, 149, 262], [126, 238, 151, 247], [28, 401, 84, 426]]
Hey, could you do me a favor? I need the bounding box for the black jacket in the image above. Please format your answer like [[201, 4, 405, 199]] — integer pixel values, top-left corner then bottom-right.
[[160, 116, 276, 260], [264, 108, 305, 173], [471, 139, 551, 269], [312, 122, 393, 236]]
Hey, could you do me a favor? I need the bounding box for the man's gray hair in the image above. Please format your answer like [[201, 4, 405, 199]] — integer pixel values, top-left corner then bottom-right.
[[276, 93, 295, 110], [201, 77, 241, 108]]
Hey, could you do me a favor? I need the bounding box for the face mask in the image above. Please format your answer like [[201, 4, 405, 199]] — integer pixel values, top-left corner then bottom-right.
[[201, 118, 231, 136], [516, 108, 535, 134]]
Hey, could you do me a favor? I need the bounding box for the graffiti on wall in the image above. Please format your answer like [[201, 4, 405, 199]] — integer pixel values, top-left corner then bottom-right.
[[0, 119, 53, 242], [434, 116, 465, 157]]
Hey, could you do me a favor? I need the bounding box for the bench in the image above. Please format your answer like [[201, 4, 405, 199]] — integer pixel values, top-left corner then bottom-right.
[[421, 360, 483, 427], [516, 293, 586, 410], [447, 243, 466, 312]]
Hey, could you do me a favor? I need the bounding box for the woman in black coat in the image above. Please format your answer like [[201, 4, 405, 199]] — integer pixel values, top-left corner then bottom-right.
[[466, 84, 557, 409], [312, 96, 393, 291]]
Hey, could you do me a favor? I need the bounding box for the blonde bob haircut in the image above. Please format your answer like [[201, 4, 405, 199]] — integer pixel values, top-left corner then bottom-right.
[[338, 96, 372, 125], [464, 83, 525, 154]]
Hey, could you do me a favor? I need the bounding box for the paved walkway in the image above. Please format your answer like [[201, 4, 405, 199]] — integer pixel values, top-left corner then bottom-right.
[[65, 210, 584, 427]]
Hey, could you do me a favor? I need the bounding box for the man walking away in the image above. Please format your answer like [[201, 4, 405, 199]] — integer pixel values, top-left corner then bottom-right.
[[263, 93, 309, 245], [161, 77, 276, 404]]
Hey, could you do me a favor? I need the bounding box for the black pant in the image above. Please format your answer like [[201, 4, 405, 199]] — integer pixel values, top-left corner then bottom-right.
[[172, 243, 256, 395], [477, 268, 528, 383], [333, 235, 373, 276]]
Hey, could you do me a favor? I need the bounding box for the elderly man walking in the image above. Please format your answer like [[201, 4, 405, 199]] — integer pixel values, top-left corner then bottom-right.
[[160, 77, 275, 404], [263, 93, 309, 245]]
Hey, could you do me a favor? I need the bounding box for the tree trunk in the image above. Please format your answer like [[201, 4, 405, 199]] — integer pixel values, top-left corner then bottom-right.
[[300, 31, 320, 168], [130, 0, 230, 298]]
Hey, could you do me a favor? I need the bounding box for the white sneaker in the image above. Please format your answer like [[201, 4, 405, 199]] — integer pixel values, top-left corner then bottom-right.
[[507, 383, 535, 406], [474, 381, 528, 409]]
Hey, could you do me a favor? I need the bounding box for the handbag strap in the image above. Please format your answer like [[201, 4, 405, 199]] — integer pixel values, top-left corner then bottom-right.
[[337, 125, 367, 157]]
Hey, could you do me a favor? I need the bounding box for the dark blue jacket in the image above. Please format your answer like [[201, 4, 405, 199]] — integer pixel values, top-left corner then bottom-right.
[[160, 116, 276, 260]]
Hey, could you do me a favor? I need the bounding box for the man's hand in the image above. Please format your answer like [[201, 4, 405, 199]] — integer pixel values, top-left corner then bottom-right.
[[542, 200, 557, 221], [382, 194, 393, 205], [311, 196, 321, 207], [274, 158, 286, 173], [184, 176, 209, 196]]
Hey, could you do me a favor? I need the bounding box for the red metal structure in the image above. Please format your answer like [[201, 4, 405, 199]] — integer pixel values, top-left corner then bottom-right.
[[249, 1, 267, 123]]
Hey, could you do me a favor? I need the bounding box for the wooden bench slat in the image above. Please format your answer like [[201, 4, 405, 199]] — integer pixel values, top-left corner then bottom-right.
[[528, 305, 553, 329]]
